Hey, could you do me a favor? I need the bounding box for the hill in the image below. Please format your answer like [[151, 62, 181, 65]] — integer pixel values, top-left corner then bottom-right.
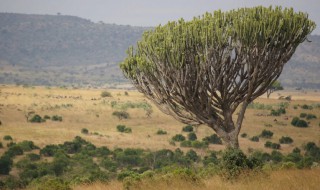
[[0, 13, 319, 88]]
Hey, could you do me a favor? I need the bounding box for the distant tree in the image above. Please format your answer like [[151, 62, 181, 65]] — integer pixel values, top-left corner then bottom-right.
[[120, 6, 315, 148], [266, 80, 284, 98]]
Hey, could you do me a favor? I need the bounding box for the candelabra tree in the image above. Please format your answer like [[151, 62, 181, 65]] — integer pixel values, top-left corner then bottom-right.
[[120, 6, 315, 148]]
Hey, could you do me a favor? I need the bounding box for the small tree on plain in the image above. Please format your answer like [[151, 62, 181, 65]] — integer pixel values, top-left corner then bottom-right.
[[120, 6, 315, 148]]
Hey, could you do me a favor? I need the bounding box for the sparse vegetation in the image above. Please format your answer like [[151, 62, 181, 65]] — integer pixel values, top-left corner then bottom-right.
[[112, 111, 130, 120], [156, 129, 167, 135], [101, 91, 112, 97], [116, 125, 132, 133], [182, 125, 194, 132], [250, 136, 260, 142], [81, 128, 89, 134]]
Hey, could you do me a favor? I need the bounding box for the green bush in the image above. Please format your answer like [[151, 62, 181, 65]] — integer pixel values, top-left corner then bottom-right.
[[180, 140, 192, 147], [250, 136, 259, 142], [202, 134, 222, 144], [28, 176, 71, 190], [240, 133, 247, 138], [265, 141, 281, 149], [172, 134, 186, 142], [291, 117, 308, 128], [116, 125, 132, 133], [5, 145, 24, 157], [182, 125, 194, 132], [260, 129, 273, 138], [0, 156, 13, 175], [306, 114, 317, 120], [43, 115, 51, 120], [124, 127, 132, 133], [270, 108, 286, 116], [112, 111, 130, 120], [29, 114, 45, 123], [40, 145, 60, 157], [26, 153, 41, 161], [279, 136, 294, 144], [300, 113, 307, 118], [301, 104, 312, 110], [0, 142, 2, 148], [186, 149, 199, 162], [51, 115, 63, 122], [17, 141, 38, 151], [191, 140, 208, 149], [156, 129, 167, 135], [81, 128, 89, 134], [101, 91, 112, 97], [3, 135, 12, 141], [188, 132, 197, 141]]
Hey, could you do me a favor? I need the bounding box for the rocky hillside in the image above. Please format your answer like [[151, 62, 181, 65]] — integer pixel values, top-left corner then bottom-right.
[[0, 13, 319, 88]]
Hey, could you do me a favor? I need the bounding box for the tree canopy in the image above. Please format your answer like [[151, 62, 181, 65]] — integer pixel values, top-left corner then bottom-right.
[[120, 6, 315, 148]]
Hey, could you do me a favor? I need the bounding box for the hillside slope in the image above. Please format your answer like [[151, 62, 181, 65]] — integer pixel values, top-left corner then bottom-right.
[[0, 13, 319, 88]]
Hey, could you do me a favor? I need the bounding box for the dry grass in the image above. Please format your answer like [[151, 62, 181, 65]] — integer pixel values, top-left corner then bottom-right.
[[74, 168, 320, 190], [0, 84, 319, 154]]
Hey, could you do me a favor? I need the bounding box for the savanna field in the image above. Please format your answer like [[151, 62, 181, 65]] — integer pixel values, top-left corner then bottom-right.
[[0, 84, 320, 189]]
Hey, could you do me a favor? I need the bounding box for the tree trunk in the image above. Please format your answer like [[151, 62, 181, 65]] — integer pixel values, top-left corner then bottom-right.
[[217, 130, 240, 149]]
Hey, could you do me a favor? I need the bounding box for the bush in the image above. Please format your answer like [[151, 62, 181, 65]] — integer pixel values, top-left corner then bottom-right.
[[180, 140, 192, 147], [3, 135, 12, 141], [191, 140, 208, 149], [101, 91, 112, 97], [26, 153, 41, 161], [182, 125, 194, 132], [43, 115, 51, 120], [124, 127, 132, 133], [265, 141, 281, 149], [250, 136, 259, 142], [81, 128, 89, 134], [17, 141, 38, 151], [116, 125, 132, 133], [260, 129, 273, 138], [172, 134, 186, 142], [300, 113, 307, 118], [40, 145, 60, 157], [112, 111, 130, 120], [270, 108, 286, 116], [156, 129, 167, 135], [291, 117, 308, 128], [0, 156, 13, 175], [188, 132, 197, 141], [0, 142, 2, 148], [306, 114, 317, 120], [240, 133, 247, 138], [279, 136, 294, 144], [29, 114, 45, 123], [5, 145, 24, 157], [202, 134, 222, 144], [186, 149, 199, 162], [51, 115, 63, 122], [301, 104, 312, 110]]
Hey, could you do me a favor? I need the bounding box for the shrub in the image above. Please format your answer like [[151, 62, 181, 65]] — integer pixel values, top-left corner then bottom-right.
[[40, 145, 60, 157], [301, 104, 312, 110], [3, 135, 12, 141], [186, 149, 199, 162], [112, 111, 130, 120], [172, 134, 186, 142], [202, 134, 222, 144], [191, 140, 208, 149], [180, 140, 192, 147], [101, 91, 112, 97], [182, 125, 194, 132], [17, 141, 38, 151], [0, 156, 13, 175], [51, 115, 63, 122], [300, 113, 307, 118], [81, 128, 89, 134], [29, 114, 45, 123], [0, 142, 2, 148], [5, 145, 24, 157], [188, 132, 197, 141], [291, 117, 308, 128], [124, 91, 129, 96], [116, 125, 132, 133], [265, 141, 281, 149], [240, 133, 247, 138], [156, 129, 167, 135], [250, 136, 259, 142], [279, 136, 294, 144], [306, 114, 317, 120], [43, 115, 51, 120], [260, 129, 273, 138], [270, 107, 286, 116], [124, 127, 132, 133], [26, 153, 41, 161]]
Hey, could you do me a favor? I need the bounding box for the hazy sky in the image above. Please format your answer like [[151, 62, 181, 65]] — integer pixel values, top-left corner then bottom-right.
[[1, 0, 319, 34]]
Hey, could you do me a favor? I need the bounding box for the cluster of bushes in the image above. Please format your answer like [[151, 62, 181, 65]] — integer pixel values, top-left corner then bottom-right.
[[111, 101, 152, 117], [117, 125, 132, 133], [291, 117, 308, 128], [0, 136, 320, 189], [112, 111, 130, 120], [29, 114, 63, 123], [270, 107, 286, 116], [299, 113, 317, 120], [265, 141, 281, 149]]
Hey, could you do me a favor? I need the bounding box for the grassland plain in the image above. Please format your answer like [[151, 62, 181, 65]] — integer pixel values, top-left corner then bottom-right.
[[0, 85, 320, 154]]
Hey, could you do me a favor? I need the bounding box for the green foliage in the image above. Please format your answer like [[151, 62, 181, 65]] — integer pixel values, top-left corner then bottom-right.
[[291, 117, 308, 127], [17, 140, 39, 151], [265, 141, 281, 149], [40, 144, 60, 157], [81, 128, 89, 134], [3, 135, 12, 141], [260, 130, 273, 138], [156, 129, 167, 135], [301, 104, 313, 110], [191, 140, 208, 149], [172, 134, 186, 142], [5, 145, 24, 157], [101, 91, 112, 97], [28, 176, 71, 190], [279, 136, 294, 144], [180, 140, 192, 147], [112, 111, 130, 120], [43, 115, 51, 120], [116, 125, 132, 133], [186, 149, 199, 162], [26, 153, 41, 161], [270, 107, 286, 116], [240, 133, 247, 138], [300, 113, 307, 118], [250, 136, 259, 142], [202, 134, 222, 144], [0, 142, 3, 148], [0, 156, 13, 175], [182, 125, 194, 132], [52, 115, 63, 121], [306, 113, 317, 120], [187, 132, 197, 141], [29, 114, 45, 123]]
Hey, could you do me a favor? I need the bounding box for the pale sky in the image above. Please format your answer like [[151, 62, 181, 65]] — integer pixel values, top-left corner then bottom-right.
[[1, 0, 319, 34]]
